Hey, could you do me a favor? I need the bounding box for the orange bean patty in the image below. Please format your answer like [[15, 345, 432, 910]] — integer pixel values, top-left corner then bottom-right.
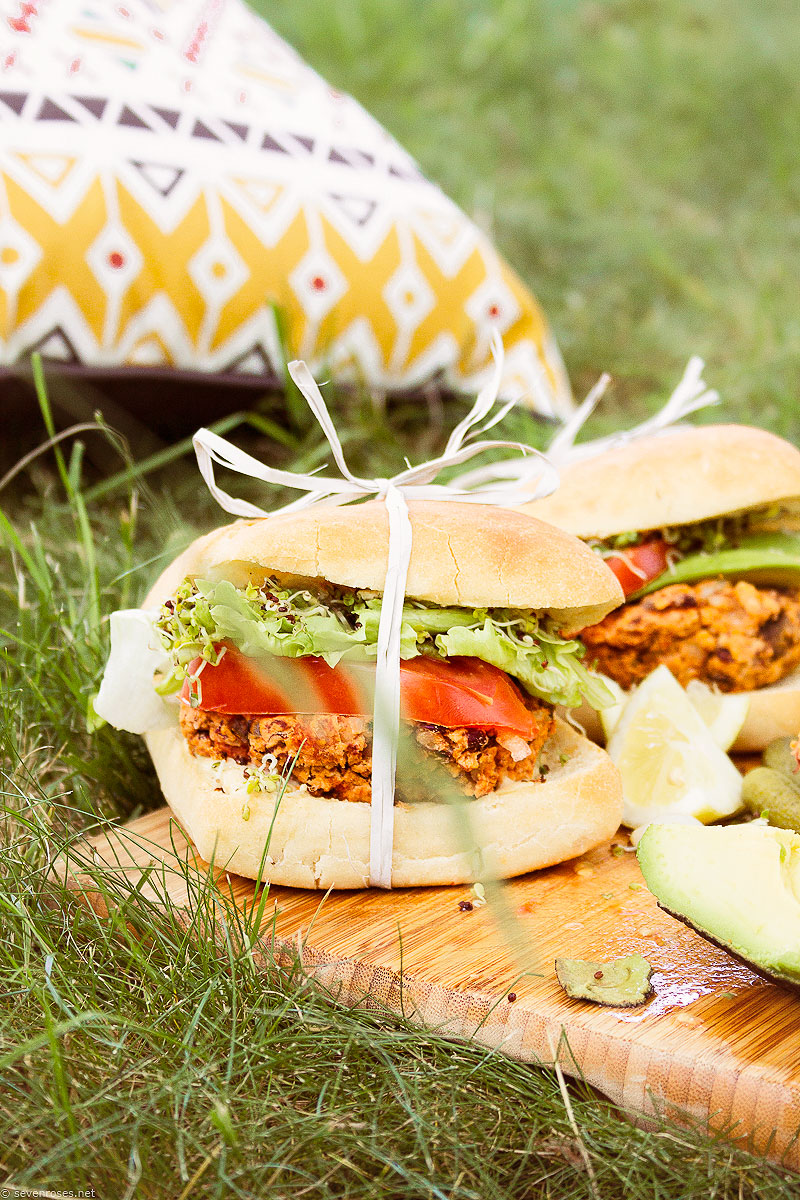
[[180, 699, 555, 803], [581, 578, 800, 691]]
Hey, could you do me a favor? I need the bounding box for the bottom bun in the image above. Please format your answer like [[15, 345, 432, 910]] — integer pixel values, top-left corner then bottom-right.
[[729, 671, 800, 752], [145, 717, 623, 889], [571, 669, 800, 754]]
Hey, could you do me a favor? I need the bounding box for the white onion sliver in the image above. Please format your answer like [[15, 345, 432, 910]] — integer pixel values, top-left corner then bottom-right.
[[496, 732, 532, 762]]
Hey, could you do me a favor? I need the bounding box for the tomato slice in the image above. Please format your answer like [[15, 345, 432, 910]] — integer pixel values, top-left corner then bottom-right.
[[604, 539, 670, 599], [398, 655, 533, 732], [180, 643, 535, 736], [181, 642, 362, 716]]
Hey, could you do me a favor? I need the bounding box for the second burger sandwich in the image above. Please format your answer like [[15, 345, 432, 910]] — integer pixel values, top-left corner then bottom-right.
[[522, 424, 800, 751], [102, 501, 625, 888]]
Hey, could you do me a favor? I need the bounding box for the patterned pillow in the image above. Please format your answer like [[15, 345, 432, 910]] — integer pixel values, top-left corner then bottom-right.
[[0, 0, 571, 416]]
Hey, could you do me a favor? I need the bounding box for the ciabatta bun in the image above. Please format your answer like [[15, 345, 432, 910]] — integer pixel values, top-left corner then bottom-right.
[[145, 717, 622, 888], [520, 425, 800, 539], [145, 500, 623, 633]]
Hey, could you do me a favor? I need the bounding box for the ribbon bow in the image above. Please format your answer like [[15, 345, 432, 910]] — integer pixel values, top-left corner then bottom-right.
[[452, 356, 720, 494], [547, 355, 719, 464], [192, 334, 558, 888]]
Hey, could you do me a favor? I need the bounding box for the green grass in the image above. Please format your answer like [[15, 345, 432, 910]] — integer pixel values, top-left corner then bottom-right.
[[4, 0, 800, 1193], [266, 0, 800, 441]]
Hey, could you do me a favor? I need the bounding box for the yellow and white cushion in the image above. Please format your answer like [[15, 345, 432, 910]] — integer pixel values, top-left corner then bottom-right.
[[0, 0, 571, 415]]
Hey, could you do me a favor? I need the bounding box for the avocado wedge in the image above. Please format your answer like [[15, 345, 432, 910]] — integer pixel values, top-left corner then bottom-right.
[[636, 822, 800, 989], [633, 532, 800, 598]]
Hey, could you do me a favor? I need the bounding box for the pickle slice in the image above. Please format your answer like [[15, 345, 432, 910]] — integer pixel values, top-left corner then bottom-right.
[[742, 767, 800, 834]]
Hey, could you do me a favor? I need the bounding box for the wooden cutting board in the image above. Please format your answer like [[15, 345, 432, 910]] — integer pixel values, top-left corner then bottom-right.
[[56, 807, 800, 1168]]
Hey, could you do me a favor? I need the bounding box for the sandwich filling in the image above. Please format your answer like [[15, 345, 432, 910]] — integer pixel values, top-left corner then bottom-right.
[[155, 573, 611, 803], [179, 703, 555, 804], [583, 510, 800, 691]]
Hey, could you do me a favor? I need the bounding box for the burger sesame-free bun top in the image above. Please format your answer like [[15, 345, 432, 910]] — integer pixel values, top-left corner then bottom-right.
[[145, 499, 624, 632], [519, 425, 800, 540]]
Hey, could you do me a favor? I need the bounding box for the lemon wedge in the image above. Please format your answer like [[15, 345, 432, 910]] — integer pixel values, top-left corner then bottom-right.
[[685, 680, 750, 751], [606, 665, 743, 828], [599, 674, 749, 750]]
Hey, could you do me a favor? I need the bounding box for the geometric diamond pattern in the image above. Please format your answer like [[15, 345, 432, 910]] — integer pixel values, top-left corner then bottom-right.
[[0, 0, 573, 417], [383, 263, 435, 331], [465, 275, 522, 336], [189, 236, 248, 307], [290, 246, 348, 323], [87, 223, 144, 294], [0, 214, 43, 298]]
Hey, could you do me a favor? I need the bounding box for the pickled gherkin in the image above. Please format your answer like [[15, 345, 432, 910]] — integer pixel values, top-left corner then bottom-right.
[[742, 767, 800, 834], [763, 737, 800, 779]]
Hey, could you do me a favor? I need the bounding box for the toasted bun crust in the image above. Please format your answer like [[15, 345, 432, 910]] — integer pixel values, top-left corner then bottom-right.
[[145, 718, 623, 888], [144, 500, 623, 631], [573, 670, 800, 754], [520, 425, 800, 539]]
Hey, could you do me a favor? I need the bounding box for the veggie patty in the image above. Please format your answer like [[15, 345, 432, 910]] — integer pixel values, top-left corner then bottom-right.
[[582, 578, 800, 691], [180, 700, 556, 803]]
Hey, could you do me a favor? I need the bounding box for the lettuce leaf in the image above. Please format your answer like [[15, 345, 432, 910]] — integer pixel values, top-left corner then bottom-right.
[[155, 577, 368, 694], [94, 609, 175, 733], [436, 619, 613, 708], [202, 579, 360, 662]]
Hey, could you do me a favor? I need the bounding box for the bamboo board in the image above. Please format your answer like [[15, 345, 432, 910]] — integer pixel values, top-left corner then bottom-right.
[[57, 807, 800, 1168]]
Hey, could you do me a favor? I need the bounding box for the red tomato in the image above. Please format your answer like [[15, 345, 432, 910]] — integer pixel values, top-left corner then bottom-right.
[[181, 642, 362, 716], [604, 539, 669, 598], [398, 655, 535, 735], [181, 643, 535, 736]]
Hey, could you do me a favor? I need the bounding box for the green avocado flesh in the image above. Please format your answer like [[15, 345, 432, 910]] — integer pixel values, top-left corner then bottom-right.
[[637, 823, 800, 987], [633, 532, 800, 598], [554, 954, 653, 1007]]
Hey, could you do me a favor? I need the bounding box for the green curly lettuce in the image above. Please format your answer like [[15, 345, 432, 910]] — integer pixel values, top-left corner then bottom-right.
[[155, 576, 614, 709], [154, 577, 365, 694], [590, 508, 794, 564], [435, 618, 613, 709], [356, 599, 611, 707]]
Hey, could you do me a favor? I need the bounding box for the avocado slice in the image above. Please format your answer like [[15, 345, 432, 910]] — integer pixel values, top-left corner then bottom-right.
[[637, 822, 800, 988], [632, 531, 800, 598], [555, 954, 653, 1007]]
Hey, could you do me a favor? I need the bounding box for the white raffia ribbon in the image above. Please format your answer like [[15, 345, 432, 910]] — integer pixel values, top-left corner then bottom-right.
[[192, 333, 558, 888], [547, 355, 720, 464], [452, 356, 720, 495]]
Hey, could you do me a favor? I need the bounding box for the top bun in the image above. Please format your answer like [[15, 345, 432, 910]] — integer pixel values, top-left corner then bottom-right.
[[145, 499, 623, 632], [520, 425, 800, 539]]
